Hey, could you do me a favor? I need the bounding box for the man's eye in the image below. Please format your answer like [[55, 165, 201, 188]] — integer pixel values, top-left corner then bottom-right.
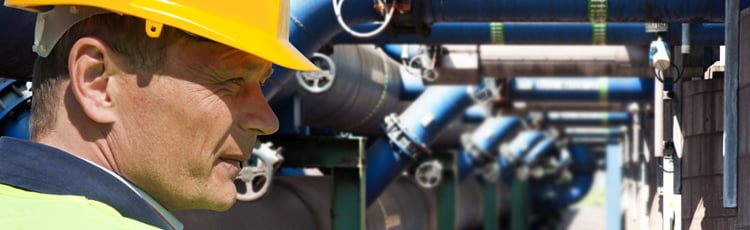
[[227, 78, 245, 85]]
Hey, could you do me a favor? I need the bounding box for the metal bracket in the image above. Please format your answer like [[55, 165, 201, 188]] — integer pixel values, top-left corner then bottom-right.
[[273, 136, 366, 230]]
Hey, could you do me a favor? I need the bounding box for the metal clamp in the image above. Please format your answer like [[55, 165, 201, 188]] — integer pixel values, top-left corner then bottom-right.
[[383, 114, 431, 160], [235, 142, 283, 202]]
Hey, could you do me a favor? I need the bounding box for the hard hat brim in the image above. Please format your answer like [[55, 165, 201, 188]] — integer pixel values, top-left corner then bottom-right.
[[5, 0, 319, 72]]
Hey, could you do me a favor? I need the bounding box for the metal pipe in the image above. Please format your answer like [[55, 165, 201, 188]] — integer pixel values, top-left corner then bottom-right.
[[426, 0, 748, 22], [365, 86, 476, 205], [458, 116, 523, 180], [724, 0, 739, 208], [333, 22, 725, 46], [606, 143, 622, 230], [543, 112, 631, 127], [172, 176, 438, 230], [0, 79, 31, 139], [299, 45, 408, 136], [499, 131, 546, 184], [442, 45, 656, 78], [510, 77, 654, 103], [265, 0, 378, 101]]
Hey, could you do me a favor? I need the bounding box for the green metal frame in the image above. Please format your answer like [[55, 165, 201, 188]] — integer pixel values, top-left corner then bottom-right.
[[435, 151, 458, 230], [274, 136, 366, 230], [484, 179, 499, 230]]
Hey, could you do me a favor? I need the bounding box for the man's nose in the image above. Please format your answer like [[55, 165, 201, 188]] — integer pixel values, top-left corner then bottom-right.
[[237, 84, 279, 135]]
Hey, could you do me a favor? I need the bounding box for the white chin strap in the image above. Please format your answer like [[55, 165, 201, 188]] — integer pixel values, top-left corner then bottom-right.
[[32, 5, 108, 57]]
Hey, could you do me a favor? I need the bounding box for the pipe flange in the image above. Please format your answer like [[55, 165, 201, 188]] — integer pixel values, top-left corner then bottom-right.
[[415, 159, 442, 189], [296, 53, 336, 93], [383, 114, 431, 160], [235, 142, 283, 202], [460, 133, 493, 164]]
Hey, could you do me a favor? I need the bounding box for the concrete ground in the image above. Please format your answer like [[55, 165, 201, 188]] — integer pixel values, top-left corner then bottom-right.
[[556, 171, 608, 230]]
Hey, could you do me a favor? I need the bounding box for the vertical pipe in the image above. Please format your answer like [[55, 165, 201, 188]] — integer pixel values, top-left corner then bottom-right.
[[655, 75, 664, 159], [607, 143, 622, 230], [723, 0, 739, 208]]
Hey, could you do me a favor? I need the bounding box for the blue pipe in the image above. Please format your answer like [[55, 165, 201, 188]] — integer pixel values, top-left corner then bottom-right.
[[510, 77, 654, 103], [333, 22, 725, 46], [544, 112, 631, 127], [426, 0, 749, 22], [366, 86, 476, 205], [265, 0, 378, 102], [565, 127, 625, 138], [470, 117, 523, 156], [458, 117, 523, 180], [523, 138, 557, 165], [529, 144, 596, 211], [0, 79, 31, 139], [499, 131, 546, 184]]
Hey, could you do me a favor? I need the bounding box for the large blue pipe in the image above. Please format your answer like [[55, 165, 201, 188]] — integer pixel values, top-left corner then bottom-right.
[[426, 0, 749, 22], [365, 86, 475, 205], [0, 79, 31, 139], [544, 112, 631, 127], [458, 117, 523, 180], [334, 22, 725, 46], [510, 77, 654, 103], [265, 0, 378, 102], [529, 144, 596, 211]]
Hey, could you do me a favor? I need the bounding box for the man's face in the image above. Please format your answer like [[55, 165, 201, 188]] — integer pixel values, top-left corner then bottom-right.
[[110, 37, 278, 210]]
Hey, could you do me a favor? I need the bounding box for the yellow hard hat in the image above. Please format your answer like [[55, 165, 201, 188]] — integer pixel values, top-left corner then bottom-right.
[[4, 0, 318, 71]]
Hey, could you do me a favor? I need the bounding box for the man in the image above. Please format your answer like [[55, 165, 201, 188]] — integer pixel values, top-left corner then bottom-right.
[[0, 0, 317, 229]]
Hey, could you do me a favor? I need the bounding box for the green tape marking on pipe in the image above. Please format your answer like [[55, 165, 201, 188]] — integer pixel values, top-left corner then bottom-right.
[[592, 22, 606, 45], [598, 77, 608, 102], [490, 22, 505, 44], [588, 0, 607, 22]]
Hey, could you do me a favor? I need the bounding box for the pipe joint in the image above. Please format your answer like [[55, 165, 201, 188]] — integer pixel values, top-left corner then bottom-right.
[[383, 114, 432, 160]]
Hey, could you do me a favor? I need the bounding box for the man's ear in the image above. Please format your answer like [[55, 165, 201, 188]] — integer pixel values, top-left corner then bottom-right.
[[68, 37, 117, 124]]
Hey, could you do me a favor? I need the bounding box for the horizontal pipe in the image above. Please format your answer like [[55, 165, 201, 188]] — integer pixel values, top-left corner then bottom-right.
[[544, 112, 631, 127], [334, 22, 724, 46], [366, 86, 476, 205], [565, 127, 626, 138], [510, 77, 654, 102], [299, 45, 408, 136], [266, 0, 379, 102], [440, 45, 657, 78], [173, 176, 439, 230], [427, 0, 749, 22]]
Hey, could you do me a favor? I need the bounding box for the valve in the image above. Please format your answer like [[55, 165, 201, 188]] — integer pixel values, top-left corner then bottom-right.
[[481, 163, 500, 183], [235, 142, 283, 202], [296, 53, 336, 93], [414, 159, 442, 189]]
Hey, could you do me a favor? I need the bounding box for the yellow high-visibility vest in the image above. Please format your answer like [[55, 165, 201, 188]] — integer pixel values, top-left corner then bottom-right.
[[0, 183, 160, 229]]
